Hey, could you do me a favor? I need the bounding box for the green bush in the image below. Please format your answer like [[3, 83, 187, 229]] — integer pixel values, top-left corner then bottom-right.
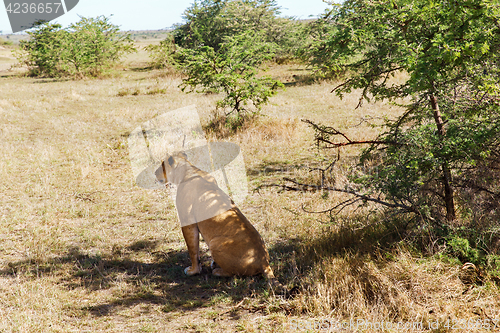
[[447, 236, 481, 265], [14, 23, 66, 77], [173, 0, 302, 61], [16, 16, 135, 78], [177, 30, 283, 129], [145, 36, 176, 69], [62, 17, 135, 77]]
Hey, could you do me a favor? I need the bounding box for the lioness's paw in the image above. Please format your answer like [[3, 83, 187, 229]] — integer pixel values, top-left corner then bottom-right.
[[212, 267, 232, 277], [184, 265, 201, 276], [210, 260, 220, 270]]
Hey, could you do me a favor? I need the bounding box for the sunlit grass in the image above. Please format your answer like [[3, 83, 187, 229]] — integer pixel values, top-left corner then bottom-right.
[[0, 44, 498, 332]]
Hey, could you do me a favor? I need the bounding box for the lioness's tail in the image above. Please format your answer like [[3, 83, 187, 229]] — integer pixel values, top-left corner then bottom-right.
[[263, 266, 288, 294], [263, 265, 275, 279]]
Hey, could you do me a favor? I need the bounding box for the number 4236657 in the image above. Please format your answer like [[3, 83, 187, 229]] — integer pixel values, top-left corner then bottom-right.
[[6, 2, 63, 14]]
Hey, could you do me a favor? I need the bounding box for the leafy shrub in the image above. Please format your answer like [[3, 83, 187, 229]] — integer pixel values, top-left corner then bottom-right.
[[16, 16, 135, 78], [447, 237, 481, 265], [14, 23, 66, 77], [145, 35, 177, 69], [173, 0, 302, 61], [62, 17, 135, 77], [177, 30, 283, 129]]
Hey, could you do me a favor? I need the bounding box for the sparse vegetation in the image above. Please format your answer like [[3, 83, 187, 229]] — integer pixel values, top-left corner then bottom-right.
[[0, 37, 13, 46], [144, 36, 176, 70]]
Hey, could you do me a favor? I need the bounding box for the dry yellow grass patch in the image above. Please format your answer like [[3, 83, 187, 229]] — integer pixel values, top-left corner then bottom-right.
[[291, 250, 500, 320], [0, 54, 498, 332]]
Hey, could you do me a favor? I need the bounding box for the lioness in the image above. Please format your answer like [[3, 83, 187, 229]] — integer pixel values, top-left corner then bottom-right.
[[155, 152, 275, 279]]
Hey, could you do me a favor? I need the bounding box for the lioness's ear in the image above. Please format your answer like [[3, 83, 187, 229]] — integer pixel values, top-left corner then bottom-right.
[[168, 156, 174, 166]]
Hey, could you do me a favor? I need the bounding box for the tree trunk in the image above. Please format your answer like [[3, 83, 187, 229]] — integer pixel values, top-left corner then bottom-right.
[[429, 93, 456, 222]]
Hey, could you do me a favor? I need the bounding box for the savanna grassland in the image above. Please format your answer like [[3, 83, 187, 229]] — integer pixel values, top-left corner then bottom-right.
[[0, 39, 499, 333]]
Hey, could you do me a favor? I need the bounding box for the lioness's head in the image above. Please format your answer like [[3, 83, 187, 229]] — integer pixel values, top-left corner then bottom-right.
[[155, 152, 188, 186]]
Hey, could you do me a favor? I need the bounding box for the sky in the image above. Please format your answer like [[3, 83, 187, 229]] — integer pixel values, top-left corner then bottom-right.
[[0, 0, 332, 34]]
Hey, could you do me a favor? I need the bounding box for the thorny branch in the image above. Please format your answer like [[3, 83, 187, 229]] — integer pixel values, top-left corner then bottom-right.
[[254, 119, 420, 217], [301, 197, 363, 221], [256, 177, 418, 214], [301, 119, 402, 149]]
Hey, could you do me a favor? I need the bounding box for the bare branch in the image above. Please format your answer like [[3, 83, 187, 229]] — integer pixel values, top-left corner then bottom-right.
[[331, 77, 355, 94], [453, 181, 500, 198], [301, 119, 402, 148], [259, 177, 419, 214], [301, 197, 362, 217], [302, 119, 351, 142], [316, 137, 394, 148], [352, 115, 385, 127]]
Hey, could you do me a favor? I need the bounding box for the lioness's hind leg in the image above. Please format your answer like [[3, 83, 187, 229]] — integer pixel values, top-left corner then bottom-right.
[[181, 224, 202, 276], [210, 260, 220, 270], [212, 267, 233, 277]]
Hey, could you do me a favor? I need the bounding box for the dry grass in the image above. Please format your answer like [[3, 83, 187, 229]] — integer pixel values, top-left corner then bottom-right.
[[0, 47, 498, 332]]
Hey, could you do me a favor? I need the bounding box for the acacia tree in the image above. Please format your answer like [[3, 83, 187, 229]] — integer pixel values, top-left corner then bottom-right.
[[172, 0, 301, 62], [299, 0, 500, 223], [177, 30, 283, 124], [174, 0, 291, 49], [168, 0, 293, 130]]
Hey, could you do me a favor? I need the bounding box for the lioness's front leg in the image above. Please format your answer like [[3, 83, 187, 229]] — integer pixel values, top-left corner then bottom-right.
[[181, 224, 202, 275]]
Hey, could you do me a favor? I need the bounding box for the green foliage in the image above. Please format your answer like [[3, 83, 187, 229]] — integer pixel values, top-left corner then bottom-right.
[[145, 35, 177, 69], [177, 30, 283, 123], [16, 16, 135, 77], [297, 7, 344, 77], [447, 236, 481, 265], [305, 0, 500, 95], [15, 23, 66, 77], [173, 0, 301, 59], [63, 16, 135, 77], [306, 0, 500, 225]]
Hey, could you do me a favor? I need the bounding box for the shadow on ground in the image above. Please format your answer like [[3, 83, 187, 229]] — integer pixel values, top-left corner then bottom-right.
[[266, 214, 411, 283], [0, 239, 272, 317], [0, 212, 411, 318]]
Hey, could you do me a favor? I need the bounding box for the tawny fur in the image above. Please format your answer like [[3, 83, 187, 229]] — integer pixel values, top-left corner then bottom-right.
[[155, 152, 275, 279]]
